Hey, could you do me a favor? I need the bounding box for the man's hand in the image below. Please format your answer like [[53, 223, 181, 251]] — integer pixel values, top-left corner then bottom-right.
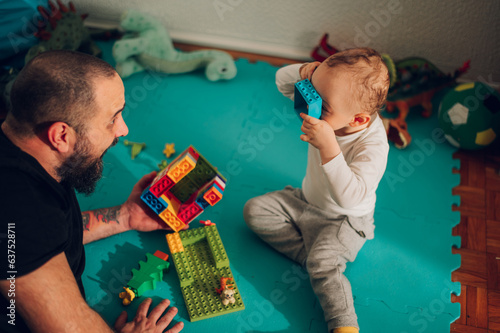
[[300, 113, 340, 164], [114, 298, 184, 333], [299, 61, 321, 80], [121, 172, 173, 233], [83, 171, 189, 244]]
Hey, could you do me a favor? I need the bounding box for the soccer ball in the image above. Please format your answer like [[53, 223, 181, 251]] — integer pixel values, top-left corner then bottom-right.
[[438, 82, 500, 150]]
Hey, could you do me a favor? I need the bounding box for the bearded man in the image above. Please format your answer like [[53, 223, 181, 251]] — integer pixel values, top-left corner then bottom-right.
[[0, 50, 184, 333]]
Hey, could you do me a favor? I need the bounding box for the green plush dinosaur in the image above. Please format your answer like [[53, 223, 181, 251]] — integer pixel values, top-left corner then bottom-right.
[[25, 0, 101, 64], [112, 10, 237, 81]]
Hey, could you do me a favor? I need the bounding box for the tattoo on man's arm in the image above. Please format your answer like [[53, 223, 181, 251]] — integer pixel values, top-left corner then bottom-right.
[[82, 207, 121, 232], [94, 207, 120, 224], [82, 212, 90, 231]]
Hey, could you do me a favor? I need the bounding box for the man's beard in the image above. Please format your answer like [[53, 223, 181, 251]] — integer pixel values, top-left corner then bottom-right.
[[57, 135, 118, 196]]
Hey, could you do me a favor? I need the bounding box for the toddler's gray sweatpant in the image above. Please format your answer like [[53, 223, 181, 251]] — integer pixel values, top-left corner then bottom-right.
[[243, 186, 374, 331]]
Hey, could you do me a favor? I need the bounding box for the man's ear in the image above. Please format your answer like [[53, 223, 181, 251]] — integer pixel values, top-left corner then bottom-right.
[[349, 113, 371, 127], [46, 122, 75, 153]]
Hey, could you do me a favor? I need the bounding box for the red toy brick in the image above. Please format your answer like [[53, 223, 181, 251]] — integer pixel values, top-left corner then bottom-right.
[[177, 201, 203, 223], [150, 175, 175, 198], [153, 250, 169, 261]]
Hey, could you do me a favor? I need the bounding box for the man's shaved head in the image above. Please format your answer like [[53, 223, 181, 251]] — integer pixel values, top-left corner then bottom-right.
[[8, 50, 117, 136]]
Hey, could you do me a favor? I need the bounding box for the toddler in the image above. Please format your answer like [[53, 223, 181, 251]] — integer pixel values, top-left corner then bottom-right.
[[243, 48, 390, 332]]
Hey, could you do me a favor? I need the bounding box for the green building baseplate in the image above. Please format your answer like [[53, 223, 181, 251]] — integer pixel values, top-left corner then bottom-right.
[[166, 225, 244, 321]]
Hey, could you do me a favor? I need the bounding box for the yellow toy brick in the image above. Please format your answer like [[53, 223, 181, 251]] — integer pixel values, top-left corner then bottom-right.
[[166, 233, 184, 253], [160, 207, 185, 232], [160, 193, 181, 213], [167, 153, 197, 183]]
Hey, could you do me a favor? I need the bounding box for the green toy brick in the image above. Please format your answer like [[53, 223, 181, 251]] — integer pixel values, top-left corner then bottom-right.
[[128, 269, 155, 296], [138, 253, 170, 276], [205, 225, 229, 268], [170, 177, 200, 203], [171, 252, 194, 287], [185, 155, 218, 187], [166, 225, 244, 321], [179, 227, 206, 246]]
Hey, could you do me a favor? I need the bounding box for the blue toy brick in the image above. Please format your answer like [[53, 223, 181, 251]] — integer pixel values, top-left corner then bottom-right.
[[195, 195, 210, 209], [141, 189, 166, 215], [294, 79, 322, 119]]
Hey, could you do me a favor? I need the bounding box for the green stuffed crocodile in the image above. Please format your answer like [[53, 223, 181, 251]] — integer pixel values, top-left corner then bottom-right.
[[113, 10, 237, 81]]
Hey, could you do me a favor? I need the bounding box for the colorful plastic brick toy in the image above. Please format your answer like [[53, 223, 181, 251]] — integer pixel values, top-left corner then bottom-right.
[[119, 250, 170, 306], [294, 79, 322, 119], [166, 224, 244, 321], [141, 146, 227, 232]]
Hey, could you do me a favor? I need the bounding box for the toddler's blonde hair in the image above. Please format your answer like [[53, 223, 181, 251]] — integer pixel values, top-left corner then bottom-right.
[[325, 47, 390, 114]]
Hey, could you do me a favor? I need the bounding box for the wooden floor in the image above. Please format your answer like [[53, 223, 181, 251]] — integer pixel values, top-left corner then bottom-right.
[[451, 139, 500, 332]]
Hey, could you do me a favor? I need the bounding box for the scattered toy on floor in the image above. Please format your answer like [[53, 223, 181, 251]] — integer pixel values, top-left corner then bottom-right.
[[200, 220, 216, 226], [216, 277, 236, 306], [158, 160, 168, 171], [438, 81, 500, 150], [25, 0, 101, 64], [311, 33, 338, 61], [163, 143, 175, 158], [123, 139, 146, 159], [381, 56, 470, 149], [119, 250, 170, 306]]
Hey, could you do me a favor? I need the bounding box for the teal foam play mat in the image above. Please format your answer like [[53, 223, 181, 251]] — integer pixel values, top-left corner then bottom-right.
[[79, 42, 461, 332]]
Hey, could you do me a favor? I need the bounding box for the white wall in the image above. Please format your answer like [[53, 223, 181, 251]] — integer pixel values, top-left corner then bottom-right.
[[78, 0, 500, 84]]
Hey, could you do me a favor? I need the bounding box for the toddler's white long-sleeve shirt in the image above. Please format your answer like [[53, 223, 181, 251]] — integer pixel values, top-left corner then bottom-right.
[[276, 64, 389, 220]]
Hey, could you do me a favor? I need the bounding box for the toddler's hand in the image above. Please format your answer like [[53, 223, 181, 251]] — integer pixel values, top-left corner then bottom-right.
[[299, 61, 321, 81], [300, 113, 340, 164]]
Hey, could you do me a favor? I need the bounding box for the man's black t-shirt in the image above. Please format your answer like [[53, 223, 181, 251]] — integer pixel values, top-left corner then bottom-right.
[[0, 124, 86, 332]]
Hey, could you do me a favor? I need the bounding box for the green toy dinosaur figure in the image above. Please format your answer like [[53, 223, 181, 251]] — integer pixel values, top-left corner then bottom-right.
[[382, 56, 470, 148], [25, 0, 101, 64], [113, 10, 237, 81]]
